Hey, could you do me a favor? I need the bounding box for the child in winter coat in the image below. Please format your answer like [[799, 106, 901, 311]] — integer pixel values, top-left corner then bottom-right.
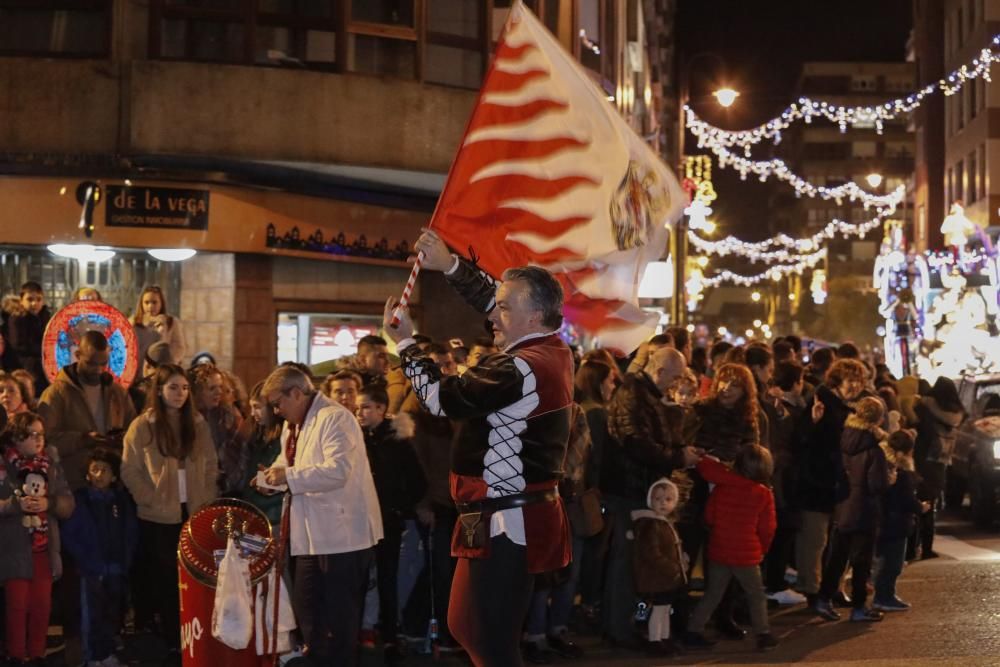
[[815, 396, 892, 623], [684, 445, 778, 652], [0, 412, 73, 664], [873, 429, 927, 612], [61, 448, 138, 667], [631, 478, 687, 657]]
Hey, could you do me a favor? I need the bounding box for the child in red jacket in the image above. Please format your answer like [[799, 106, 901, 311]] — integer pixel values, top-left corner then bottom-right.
[[684, 445, 778, 652]]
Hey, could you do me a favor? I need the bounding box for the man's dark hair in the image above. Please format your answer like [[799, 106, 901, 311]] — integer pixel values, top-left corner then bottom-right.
[[784, 335, 803, 354], [359, 384, 389, 407], [426, 342, 450, 356], [745, 345, 772, 369], [87, 447, 122, 479], [358, 335, 387, 352], [836, 342, 860, 359], [710, 341, 733, 363], [451, 346, 469, 364], [772, 339, 795, 363], [501, 266, 564, 329], [19, 281, 43, 296], [649, 333, 673, 347], [666, 326, 689, 353], [472, 337, 495, 350], [811, 347, 834, 369], [774, 361, 804, 392], [80, 330, 109, 352], [412, 334, 433, 345], [691, 346, 708, 375]]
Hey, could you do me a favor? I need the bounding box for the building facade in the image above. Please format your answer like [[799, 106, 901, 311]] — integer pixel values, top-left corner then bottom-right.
[[0, 0, 677, 383]]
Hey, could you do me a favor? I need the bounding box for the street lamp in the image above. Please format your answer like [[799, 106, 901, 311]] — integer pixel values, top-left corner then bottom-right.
[[674, 53, 736, 328], [865, 172, 883, 189], [713, 88, 740, 108]]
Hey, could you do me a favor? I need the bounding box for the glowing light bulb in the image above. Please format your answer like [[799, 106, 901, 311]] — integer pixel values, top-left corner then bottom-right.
[[751, 291, 761, 302], [696, 256, 709, 268], [713, 88, 740, 108], [753, 319, 762, 328], [745, 329, 755, 338]]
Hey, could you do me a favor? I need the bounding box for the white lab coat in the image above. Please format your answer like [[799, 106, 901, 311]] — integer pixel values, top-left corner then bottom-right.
[[275, 393, 383, 556]]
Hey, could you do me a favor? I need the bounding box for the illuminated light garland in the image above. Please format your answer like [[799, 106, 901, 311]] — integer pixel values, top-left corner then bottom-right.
[[701, 248, 827, 287], [702, 143, 905, 214], [684, 38, 999, 151], [688, 215, 883, 259], [687, 230, 828, 264]]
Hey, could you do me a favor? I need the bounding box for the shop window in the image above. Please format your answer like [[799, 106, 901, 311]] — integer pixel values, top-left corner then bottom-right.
[[0, 2, 110, 57], [277, 312, 383, 366]]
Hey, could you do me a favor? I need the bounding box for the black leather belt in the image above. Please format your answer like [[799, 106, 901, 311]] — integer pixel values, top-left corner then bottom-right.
[[456, 488, 558, 515]]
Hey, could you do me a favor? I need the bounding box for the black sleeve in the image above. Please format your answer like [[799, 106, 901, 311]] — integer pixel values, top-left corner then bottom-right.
[[400, 440, 428, 510], [401, 345, 526, 420], [445, 256, 498, 314]]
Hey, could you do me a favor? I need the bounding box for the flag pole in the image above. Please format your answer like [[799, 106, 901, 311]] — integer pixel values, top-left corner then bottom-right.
[[389, 1, 525, 329]]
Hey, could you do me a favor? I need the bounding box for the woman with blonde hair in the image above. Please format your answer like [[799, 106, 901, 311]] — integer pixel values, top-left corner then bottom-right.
[[131, 286, 186, 367]]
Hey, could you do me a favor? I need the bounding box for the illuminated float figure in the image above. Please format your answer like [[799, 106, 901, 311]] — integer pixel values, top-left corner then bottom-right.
[[873, 220, 929, 378]]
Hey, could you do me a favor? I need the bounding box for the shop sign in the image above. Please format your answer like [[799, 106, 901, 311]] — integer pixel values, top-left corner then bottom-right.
[[106, 185, 210, 230]]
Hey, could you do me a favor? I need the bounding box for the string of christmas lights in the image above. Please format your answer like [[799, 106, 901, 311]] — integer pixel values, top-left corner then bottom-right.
[[707, 144, 905, 214], [685, 37, 999, 152], [700, 248, 827, 288], [687, 230, 829, 264], [689, 215, 884, 259]]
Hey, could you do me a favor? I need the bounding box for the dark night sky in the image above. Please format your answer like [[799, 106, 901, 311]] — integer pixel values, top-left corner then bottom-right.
[[674, 0, 913, 241]]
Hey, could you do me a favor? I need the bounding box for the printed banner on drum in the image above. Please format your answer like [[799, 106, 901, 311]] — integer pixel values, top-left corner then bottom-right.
[[106, 185, 210, 230]]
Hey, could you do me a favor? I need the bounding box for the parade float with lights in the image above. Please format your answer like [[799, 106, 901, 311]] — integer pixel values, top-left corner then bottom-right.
[[874, 205, 1000, 381]]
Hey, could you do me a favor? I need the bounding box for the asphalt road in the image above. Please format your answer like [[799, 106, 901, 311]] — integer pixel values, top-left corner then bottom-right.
[[367, 512, 1000, 667], [108, 511, 1000, 667]]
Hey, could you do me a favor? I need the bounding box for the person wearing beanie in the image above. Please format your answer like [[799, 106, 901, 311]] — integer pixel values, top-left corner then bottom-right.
[[874, 429, 928, 612], [630, 478, 687, 656], [129, 341, 173, 414], [815, 396, 892, 623]]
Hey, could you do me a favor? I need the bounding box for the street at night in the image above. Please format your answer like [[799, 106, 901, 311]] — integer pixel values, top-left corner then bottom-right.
[[5, 1, 1000, 667]]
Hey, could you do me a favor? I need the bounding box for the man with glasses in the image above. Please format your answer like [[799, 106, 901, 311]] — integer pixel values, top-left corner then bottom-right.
[[261, 365, 382, 667]]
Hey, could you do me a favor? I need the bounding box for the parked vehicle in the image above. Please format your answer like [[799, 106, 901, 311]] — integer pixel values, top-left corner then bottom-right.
[[948, 373, 1000, 525]]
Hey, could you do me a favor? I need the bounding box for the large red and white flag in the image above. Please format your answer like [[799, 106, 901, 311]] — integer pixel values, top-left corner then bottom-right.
[[429, 1, 685, 352]]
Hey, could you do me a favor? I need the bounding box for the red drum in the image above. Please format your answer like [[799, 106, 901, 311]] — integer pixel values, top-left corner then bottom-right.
[[178, 499, 278, 667]]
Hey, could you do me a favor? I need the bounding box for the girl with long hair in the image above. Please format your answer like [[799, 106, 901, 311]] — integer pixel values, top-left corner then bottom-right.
[[130, 286, 187, 368], [120, 364, 217, 650], [0, 371, 34, 415], [240, 381, 285, 530]]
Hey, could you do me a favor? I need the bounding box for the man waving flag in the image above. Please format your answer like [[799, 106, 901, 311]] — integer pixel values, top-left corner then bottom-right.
[[410, 0, 685, 351]]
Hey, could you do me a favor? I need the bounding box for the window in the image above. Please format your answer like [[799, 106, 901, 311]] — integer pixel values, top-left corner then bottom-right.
[[956, 160, 965, 204], [980, 144, 987, 201], [852, 141, 877, 158], [969, 0, 976, 32], [578, 0, 601, 73], [957, 7, 964, 49], [957, 86, 965, 130], [945, 15, 951, 57], [424, 0, 485, 89], [0, 1, 111, 57], [969, 150, 978, 203], [850, 75, 877, 92], [947, 166, 954, 205], [970, 74, 977, 118]]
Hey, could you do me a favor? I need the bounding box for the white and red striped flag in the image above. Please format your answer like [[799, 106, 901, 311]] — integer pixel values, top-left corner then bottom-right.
[[425, 1, 685, 352]]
